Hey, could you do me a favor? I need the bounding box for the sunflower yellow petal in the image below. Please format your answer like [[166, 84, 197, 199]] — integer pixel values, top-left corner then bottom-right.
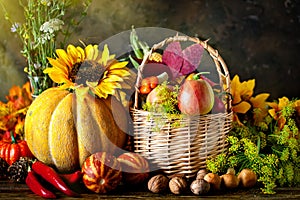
[[101, 44, 110, 66], [98, 83, 116, 94], [102, 74, 124, 82], [56, 49, 72, 67], [67, 45, 83, 64], [47, 71, 69, 84], [59, 82, 75, 90], [47, 57, 69, 75], [108, 61, 128, 70], [109, 69, 131, 77], [76, 46, 85, 61], [94, 86, 110, 99], [85, 44, 98, 60]]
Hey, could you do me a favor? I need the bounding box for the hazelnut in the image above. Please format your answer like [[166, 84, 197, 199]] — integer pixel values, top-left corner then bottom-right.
[[204, 172, 221, 190], [238, 168, 257, 188], [169, 176, 188, 195], [196, 169, 208, 180], [190, 179, 210, 195], [221, 168, 239, 189], [148, 174, 169, 193]]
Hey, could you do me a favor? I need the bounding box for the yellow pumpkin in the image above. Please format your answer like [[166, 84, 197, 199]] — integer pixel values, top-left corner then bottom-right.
[[24, 87, 128, 173]]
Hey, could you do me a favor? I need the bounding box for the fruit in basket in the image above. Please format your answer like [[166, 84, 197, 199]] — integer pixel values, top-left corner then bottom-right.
[[212, 94, 226, 113], [139, 72, 169, 94], [117, 152, 150, 185], [178, 73, 214, 115], [146, 83, 173, 105], [81, 152, 122, 194], [24, 87, 128, 173], [0, 132, 34, 165]]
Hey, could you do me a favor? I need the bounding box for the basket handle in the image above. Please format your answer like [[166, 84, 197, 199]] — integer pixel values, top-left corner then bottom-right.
[[133, 35, 231, 110]]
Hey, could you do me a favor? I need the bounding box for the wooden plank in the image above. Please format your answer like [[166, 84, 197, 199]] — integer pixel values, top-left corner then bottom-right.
[[1, 181, 300, 199]]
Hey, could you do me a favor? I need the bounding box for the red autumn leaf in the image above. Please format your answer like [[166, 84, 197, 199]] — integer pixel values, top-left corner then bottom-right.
[[162, 42, 203, 79], [162, 42, 183, 78], [182, 44, 204, 75]]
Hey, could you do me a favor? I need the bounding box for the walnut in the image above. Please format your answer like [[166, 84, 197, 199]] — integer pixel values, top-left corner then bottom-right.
[[147, 174, 169, 193], [190, 179, 210, 195], [169, 176, 188, 195], [196, 169, 208, 180]]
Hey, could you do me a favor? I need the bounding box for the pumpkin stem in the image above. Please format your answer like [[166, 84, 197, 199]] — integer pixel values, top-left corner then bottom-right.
[[10, 131, 16, 144]]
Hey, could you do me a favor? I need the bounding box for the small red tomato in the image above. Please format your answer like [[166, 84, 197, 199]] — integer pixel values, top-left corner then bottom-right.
[[139, 85, 152, 94]]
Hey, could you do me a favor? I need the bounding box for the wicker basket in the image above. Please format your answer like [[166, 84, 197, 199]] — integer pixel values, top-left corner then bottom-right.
[[130, 35, 233, 178]]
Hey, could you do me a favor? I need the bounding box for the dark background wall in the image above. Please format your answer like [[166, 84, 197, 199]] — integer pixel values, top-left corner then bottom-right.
[[0, 0, 299, 101]]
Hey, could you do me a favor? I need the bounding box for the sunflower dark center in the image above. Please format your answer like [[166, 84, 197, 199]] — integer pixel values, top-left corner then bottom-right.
[[70, 60, 106, 86]]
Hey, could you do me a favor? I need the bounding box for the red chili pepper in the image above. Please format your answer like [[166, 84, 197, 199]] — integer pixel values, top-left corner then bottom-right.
[[59, 170, 83, 185], [26, 170, 57, 199], [32, 161, 80, 197]]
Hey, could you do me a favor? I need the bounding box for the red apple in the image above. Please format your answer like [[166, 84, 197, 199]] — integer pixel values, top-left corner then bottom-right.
[[178, 77, 214, 115], [117, 152, 150, 185]]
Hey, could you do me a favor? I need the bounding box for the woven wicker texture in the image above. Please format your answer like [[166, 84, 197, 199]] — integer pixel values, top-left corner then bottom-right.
[[131, 35, 233, 178]]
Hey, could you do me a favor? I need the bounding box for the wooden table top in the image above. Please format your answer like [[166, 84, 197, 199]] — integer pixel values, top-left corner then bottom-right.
[[1, 181, 300, 199]]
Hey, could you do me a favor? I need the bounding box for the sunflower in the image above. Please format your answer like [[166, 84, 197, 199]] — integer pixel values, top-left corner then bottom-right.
[[44, 44, 131, 99]]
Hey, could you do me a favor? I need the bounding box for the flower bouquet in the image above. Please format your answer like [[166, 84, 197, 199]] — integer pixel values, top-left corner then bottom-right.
[[206, 75, 300, 194], [1, 0, 91, 97]]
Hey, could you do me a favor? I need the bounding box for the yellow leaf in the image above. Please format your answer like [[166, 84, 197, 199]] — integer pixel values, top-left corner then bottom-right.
[[231, 75, 242, 105], [240, 79, 255, 101], [250, 93, 270, 109], [268, 108, 278, 120], [278, 96, 290, 110], [233, 101, 251, 114]]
